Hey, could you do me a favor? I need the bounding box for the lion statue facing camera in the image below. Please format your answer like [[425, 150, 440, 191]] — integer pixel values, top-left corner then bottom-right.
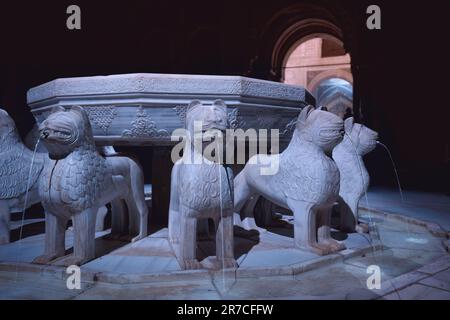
[[168, 100, 236, 270], [33, 106, 148, 266]]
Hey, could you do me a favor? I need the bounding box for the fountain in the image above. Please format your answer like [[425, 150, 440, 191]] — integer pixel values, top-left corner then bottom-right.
[[0, 73, 446, 299]]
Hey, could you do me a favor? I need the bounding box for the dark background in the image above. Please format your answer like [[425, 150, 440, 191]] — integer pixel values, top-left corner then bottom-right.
[[0, 0, 449, 192]]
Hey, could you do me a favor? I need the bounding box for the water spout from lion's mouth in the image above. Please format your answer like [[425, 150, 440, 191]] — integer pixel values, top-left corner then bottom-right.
[[376, 140, 404, 202], [40, 129, 50, 140]]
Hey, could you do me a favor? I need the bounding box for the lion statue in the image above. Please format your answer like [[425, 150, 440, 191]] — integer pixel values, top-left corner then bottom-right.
[[33, 106, 148, 266], [168, 100, 236, 270], [0, 108, 46, 244], [332, 117, 378, 233], [25, 126, 122, 233], [234, 106, 345, 255]]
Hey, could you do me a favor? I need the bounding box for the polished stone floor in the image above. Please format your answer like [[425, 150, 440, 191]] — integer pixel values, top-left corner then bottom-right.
[[0, 188, 449, 300]]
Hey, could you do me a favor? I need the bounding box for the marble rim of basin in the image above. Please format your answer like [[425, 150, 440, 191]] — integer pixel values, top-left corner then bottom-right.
[[27, 73, 315, 146]]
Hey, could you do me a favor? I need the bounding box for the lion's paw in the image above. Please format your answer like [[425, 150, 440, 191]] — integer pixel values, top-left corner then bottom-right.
[[321, 239, 346, 253], [310, 243, 332, 256]]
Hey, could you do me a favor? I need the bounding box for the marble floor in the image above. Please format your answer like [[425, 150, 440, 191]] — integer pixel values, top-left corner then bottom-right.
[[0, 188, 449, 300]]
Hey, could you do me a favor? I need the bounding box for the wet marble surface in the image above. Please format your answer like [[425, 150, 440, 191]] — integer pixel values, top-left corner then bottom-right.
[[0, 190, 449, 299]]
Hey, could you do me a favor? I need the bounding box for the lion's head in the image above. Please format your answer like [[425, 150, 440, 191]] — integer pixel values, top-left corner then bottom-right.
[[185, 100, 227, 135], [296, 105, 344, 153], [39, 106, 95, 159], [184, 100, 228, 159], [342, 117, 378, 156]]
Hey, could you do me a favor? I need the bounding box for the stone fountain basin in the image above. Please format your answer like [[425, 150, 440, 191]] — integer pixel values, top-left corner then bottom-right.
[[27, 73, 315, 146]]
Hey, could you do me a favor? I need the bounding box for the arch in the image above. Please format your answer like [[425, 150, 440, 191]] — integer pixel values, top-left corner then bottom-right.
[[272, 19, 344, 81], [252, 2, 356, 81], [252, 2, 361, 119], [281, 33, 345, 73], [308, 69, 353, 93]]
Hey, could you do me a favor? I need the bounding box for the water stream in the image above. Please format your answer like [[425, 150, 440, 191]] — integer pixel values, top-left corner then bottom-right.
[[15, 138, 40, 279], [218, 156, 226, 290], [344, 133, 380, 245], [344, 134, 404, 299], [377, 141, 404, 202], [376, 141, 411, 252], [19, 138, 41, 242]]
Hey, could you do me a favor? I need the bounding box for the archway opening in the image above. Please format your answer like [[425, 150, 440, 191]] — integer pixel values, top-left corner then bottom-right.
[[282, 36, 353, 118]]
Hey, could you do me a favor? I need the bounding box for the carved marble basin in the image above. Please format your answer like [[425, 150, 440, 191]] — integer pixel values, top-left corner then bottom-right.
[[27, 73, 315, 146]]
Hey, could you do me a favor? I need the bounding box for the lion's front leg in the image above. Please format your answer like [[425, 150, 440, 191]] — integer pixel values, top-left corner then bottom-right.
[[107, 198, 127, 240], [56, 208, 97, 266], [216, 213, 237, 269], [317, 206, 346, 253], [288, 199, 331, 256], [33, 212, 67, 264], [168, 164, 181, 244], [177, 212, 201, 270]]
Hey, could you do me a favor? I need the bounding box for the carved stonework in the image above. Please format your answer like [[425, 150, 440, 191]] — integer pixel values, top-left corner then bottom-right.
[[227, 107, 245, 129], [332, 117, 378, 233], [27, 74, 315, 146], [173, 105, 187, 126], [0, 109, 46, 244], [85, 105, 117, 134], [256, 112, 282, 129], [169, 100, 236, 270], [35, 110, 52, 124], [122, 107, 169, 138], [234, 106, 346, 256], [281, 117, 298, 137], [34, 106, 148, 266]]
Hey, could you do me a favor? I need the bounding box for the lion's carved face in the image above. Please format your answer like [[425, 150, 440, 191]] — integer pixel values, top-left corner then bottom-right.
[[185, 100, 228, 159], [185, 100, 227, 136], [39, 106, 94, 159], [296, 106, 344, 153], [343, 117, 378, 156]]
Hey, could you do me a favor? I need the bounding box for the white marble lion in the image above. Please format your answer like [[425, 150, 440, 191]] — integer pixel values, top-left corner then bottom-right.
[[0, 109, 46, 244], [234, 106, 345, 255], [332, 117, 378, 233], [33, 106, 148, 266], [168, 100, 236, 270]]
